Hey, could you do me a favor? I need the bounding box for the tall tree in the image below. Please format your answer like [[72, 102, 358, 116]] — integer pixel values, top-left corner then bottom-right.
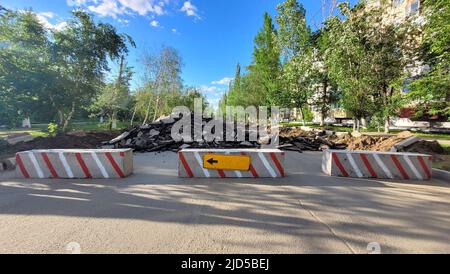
[[311, 29, 340, 126], [248, 12, 281, 105], [140, 46, 184, 124], [325, 2, 409, 132], [276, 0, 312, 125], [91, 55, 133, 130], [410, 0, 450, 120], [0, 9, 51, 127], [234, 63, 241, 94], [50, 10, 133, 132]]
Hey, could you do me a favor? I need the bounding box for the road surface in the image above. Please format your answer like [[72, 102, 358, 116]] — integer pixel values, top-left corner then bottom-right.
[[0, 151, 449, 254]]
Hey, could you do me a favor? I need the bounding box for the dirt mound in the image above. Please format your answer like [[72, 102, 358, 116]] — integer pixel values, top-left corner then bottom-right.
[[0, 131, 118, 159], [346, 131, 446, 156]]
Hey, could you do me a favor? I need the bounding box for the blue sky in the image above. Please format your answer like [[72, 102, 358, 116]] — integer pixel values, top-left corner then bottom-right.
[[1, 0, 357, 106]]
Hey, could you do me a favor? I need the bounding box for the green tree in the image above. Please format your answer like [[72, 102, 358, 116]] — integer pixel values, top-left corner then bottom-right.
[[50, 10, 133, 132], [276, 0, 312, 125], [140, 46, 184, 124], [0, 9, 50, 127], [248, 12, 281, 105], [0, 9, 134, 131], [234, 63, 241, 94], [311, 29, 341, 126], [324, 2, 409, 132], [91, 55, 134, 130], [410, 0, 450, 120]]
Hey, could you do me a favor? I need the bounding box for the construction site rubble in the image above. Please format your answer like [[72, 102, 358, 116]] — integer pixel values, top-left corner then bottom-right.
[[106, 115, 348, 152]]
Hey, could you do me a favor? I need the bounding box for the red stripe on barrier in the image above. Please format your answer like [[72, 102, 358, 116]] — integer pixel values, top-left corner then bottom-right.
[[41, 152, 58, 178], [241, 152, 259, 178], [106, 152, 125, 178], [270, 153, 285, 177], [75, 153, 92, 178], [16, 154, 30, 178], [391, 155, 409, 180], [217, 170, 226, 178], [120, 152, 125, 157], [418, 156, 431, 179], [179, 152, 193, 178], [360, 154, 377, 178], [332, 153, 349, 177]]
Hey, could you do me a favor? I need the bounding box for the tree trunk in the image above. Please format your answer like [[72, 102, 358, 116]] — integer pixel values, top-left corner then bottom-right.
[[384, 116, 390, 133], [320, 78, 328, 127], [130, 105, 137, 126], [299, 107, 306, 126], [143, 95, 153, 125], [61, 102, 75, 133], [152, 95, 161, 122], [111, 111, 118, 130]]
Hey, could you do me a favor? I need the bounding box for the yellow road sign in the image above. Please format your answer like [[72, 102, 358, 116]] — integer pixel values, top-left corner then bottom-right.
[[203, 154, 251, 171]]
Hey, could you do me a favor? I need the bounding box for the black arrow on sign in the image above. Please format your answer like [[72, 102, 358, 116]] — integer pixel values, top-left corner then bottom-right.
[[207, 158, 219, 165]]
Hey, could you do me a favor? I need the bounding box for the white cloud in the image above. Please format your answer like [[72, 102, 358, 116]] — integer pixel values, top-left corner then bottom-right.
[[68, 0, 168, 19], [211, 77, 233, 85], [36, 12, 68, 31], [150, 20, 159, 27], [200, 85, 220, 93], [180, 1, 200, 19]]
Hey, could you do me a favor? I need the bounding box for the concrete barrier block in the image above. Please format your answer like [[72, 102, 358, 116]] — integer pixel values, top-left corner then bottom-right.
[[179, 149, 285, 178], [322, 150, 432, 180], [15, 149, 133, 179]]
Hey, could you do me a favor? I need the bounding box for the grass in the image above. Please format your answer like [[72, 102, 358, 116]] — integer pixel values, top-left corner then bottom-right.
[[0, 121, 129, 140]]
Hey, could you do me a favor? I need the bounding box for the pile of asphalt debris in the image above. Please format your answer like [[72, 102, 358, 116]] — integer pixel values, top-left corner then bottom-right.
[[104, 114, 347, 153]]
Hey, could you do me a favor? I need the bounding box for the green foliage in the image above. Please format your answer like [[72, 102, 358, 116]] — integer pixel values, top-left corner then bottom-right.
[[248, 12, 282, 105], [409, 0, 450, 119], [47, 123, 58, 137], [323, 2, 409, 131], [0, 9, 134, 132]]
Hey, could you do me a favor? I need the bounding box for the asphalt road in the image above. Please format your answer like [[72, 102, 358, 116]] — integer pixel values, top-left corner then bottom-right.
[[0, 151, 449, 254]]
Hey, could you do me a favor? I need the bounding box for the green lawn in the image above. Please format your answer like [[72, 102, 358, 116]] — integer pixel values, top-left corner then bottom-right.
[[0, 121, 130, 140]]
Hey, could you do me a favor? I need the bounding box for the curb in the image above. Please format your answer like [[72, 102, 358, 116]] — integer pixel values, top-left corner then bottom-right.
[[432, 168, 450, 182]]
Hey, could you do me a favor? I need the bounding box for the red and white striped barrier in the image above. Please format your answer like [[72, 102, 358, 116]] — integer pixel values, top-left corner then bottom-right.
[[322, 150, 432, 180], [15, 149, 133, 179], [178, 149, 285, 178]]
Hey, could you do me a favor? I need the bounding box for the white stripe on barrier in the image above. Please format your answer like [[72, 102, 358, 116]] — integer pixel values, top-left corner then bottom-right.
[[403, 155, 422, 180], [91, 152, 109, 179], [258, 152, 277, 178], [194, 152, 210, 178], [28, 152, 44, 179], [347, 153, 363, 178], [373, 154, 393, 179], [58, 152, 74, 178]]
